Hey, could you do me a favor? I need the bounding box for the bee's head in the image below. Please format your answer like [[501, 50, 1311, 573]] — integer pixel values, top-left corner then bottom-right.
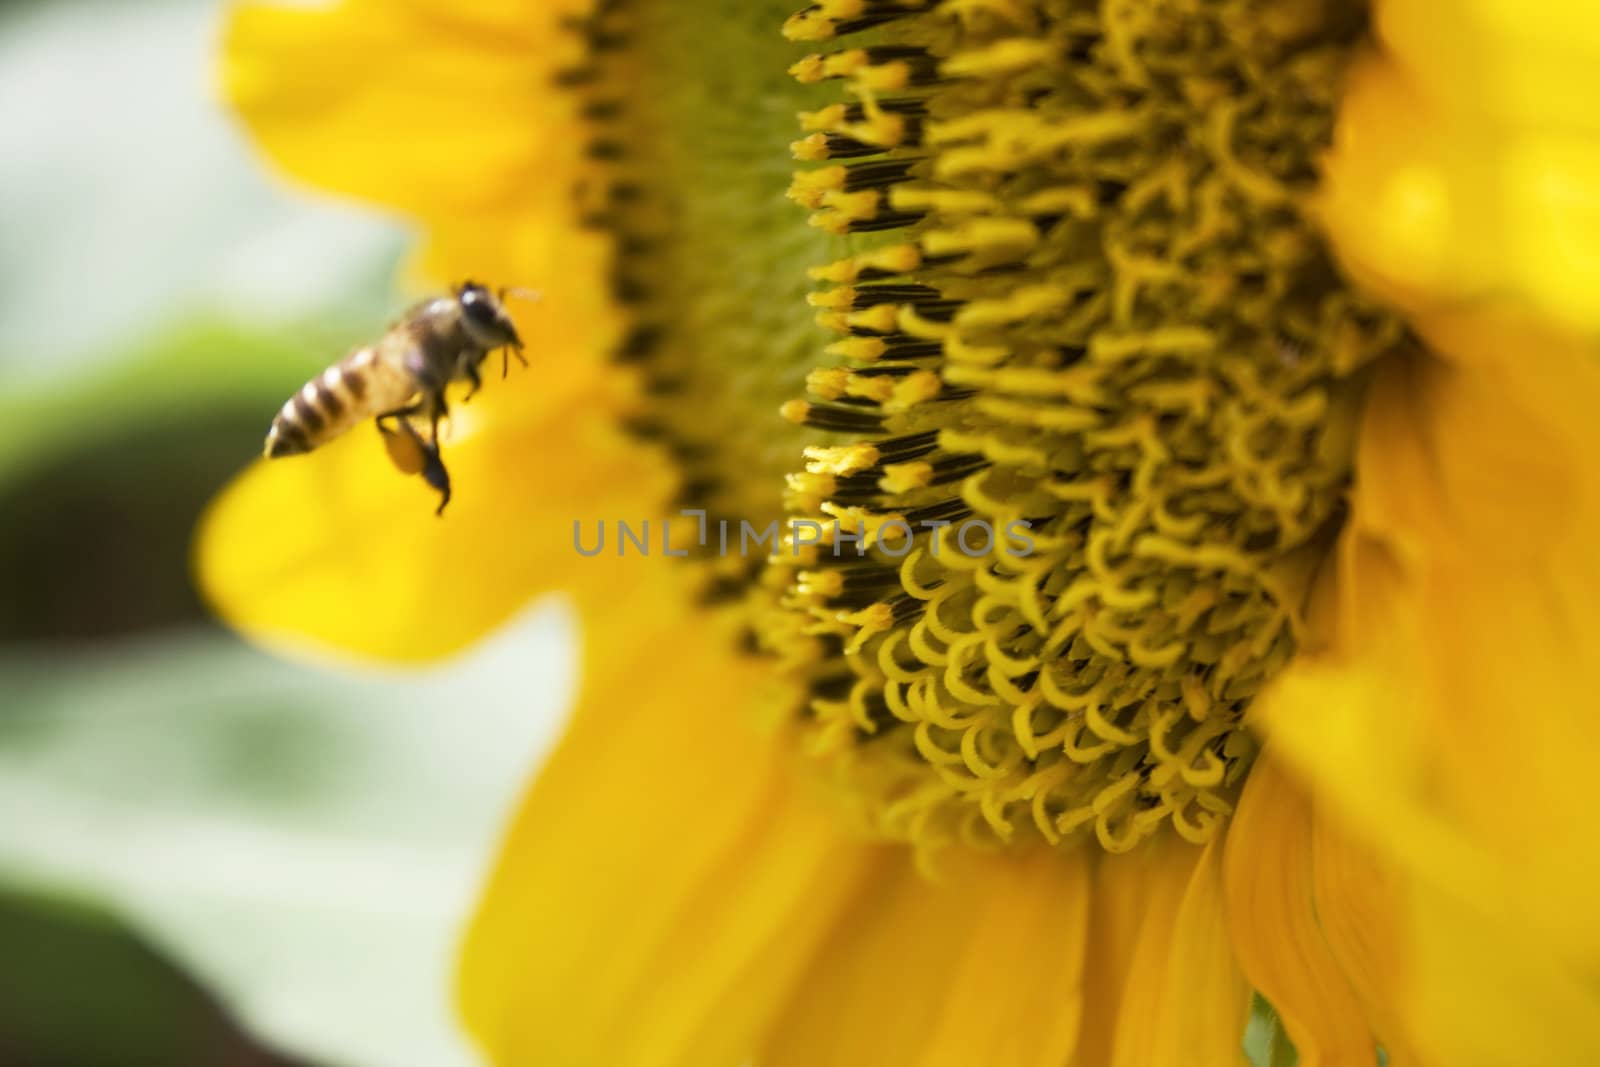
[[457, 280, 523, 350]]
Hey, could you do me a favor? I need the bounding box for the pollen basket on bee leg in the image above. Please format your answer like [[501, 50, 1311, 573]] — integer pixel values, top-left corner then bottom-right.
[[379, 422, 429, 476]]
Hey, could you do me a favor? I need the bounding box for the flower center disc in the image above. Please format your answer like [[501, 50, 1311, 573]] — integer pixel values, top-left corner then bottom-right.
[[568, 0, 1399, 855]]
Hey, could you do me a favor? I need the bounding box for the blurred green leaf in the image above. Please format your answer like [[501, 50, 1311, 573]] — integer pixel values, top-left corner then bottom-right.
[[1245, 993, 1301, 1067], [0, 885, 318, 1066], [0, 616, 574, 1067], [0, 317, 355, 493], [0, 317, 381, 641]]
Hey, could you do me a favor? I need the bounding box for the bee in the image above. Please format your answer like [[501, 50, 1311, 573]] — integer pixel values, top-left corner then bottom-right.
[[263, 281, 531, 514]]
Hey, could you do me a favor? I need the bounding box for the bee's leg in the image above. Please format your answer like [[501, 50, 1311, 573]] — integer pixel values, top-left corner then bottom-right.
[[461, 356, 483, 401], [375, 402, 423, 429], [379, 412, 451, 513], [427, 388, 449, 444], [406, 406, 452, 514], [420, 441, 452, 516]]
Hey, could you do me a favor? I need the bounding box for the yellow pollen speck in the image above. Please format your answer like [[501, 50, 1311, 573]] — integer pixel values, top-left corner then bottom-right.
[[889, 186, 1001, 215], [885, 370, 941, 411], [789, 133, 832, 161], [837, 602, 894, 653], [921, 218, 1040, 259], [1017, 185, 1101, 217], [851, 62, 911, 93], [805, 366, 852, 399], [824, 336, 888, 361], [782, 10, 834, 42], [879, 461, 933, 494], [896, 304, 954, 339], [846, 374, 897, 403], [806, 287, 855, 310], [820, 0, 867, 17], [941, 38, 1056, 77], [943, 339, 1006, 367], [787, 53, 829, 82], [797, 569, 845, 599], [810, 244, 923, 283], [787, 165, 847, 208], [956, 284, 1074, 328], [799, 104, 848, 132], [784, 471, 836, 513], [804, 442, 879, 476], [845, 304, 899, 333]]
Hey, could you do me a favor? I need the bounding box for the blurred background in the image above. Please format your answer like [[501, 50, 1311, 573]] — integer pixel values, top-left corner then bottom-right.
[[0, 1, 570, 1063]]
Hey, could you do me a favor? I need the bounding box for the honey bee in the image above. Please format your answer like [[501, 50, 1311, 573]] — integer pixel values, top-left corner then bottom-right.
[[264, 281, 531, 514]]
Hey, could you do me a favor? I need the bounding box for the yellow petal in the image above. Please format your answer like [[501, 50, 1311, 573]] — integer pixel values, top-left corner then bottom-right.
[[762, 846, 1090, 1067], [1224, 755, 1375, 1066], [194, 350, 673, 662], [1257, 318, 1600, 1062], [208, 1, 648, 663], [1319, 6, 1600, 332], [1315, 56, 1475, 313], [407, 214, 619, 380], [1374, 0, 1600, 131], [221, 1, 589, 219], [1074, 838, 1249, 1067], [1071, 842, 1156, 1067], [1308, 814, 1427, 1067], [1106, 837, 1250, 1067], [1407, 879, 1600, 1067], [1314, 783, 1600, 1067], [458, 570, 880, 1067]]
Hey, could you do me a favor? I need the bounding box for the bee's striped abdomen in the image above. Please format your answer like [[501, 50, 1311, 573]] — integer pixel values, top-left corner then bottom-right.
[[264, 348, 407, 458]]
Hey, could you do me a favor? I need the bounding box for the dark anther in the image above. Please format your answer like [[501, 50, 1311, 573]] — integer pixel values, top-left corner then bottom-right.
[[842, 159, 921, 192], [614, 323, 663, 362], [799, 403, 888, 433], [581, 99, 626, 121], [552, 65, 601, 88], [697, 575, 751, 606], [585, 139, 628, 161], [850, 284, 943, 308]]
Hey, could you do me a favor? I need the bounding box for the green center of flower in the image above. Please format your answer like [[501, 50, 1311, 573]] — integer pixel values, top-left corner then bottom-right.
[[570, 0, 1399, 854], [566, 0, 840, 529]]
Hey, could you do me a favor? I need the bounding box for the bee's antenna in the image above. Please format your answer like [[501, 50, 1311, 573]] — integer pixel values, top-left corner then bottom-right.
[[502, 343, 528, 379], [496, 288, 536, 378]]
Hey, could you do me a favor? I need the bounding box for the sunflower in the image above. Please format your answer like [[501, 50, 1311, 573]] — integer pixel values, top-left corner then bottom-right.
[[198, 0, 1600, 1064]]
